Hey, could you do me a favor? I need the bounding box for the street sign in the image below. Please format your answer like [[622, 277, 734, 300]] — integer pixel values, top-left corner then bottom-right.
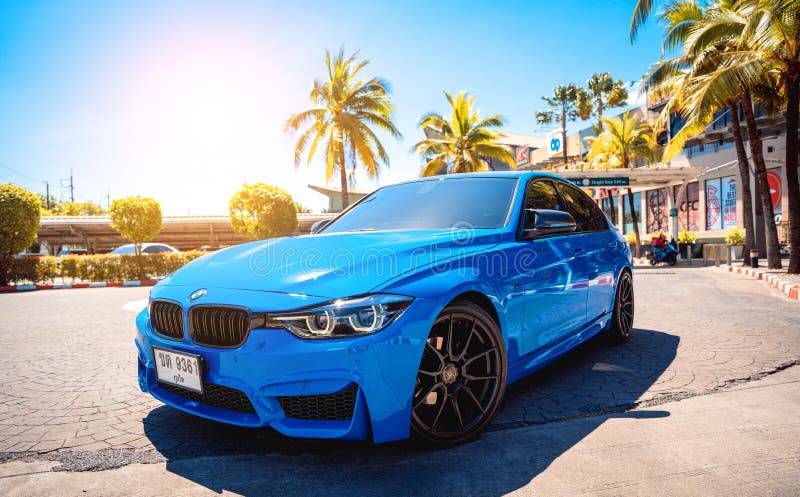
[[567, 177, 630, 187]]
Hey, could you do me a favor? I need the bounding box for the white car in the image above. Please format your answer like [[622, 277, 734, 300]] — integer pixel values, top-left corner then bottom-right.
[[111, 243, 179, 255]]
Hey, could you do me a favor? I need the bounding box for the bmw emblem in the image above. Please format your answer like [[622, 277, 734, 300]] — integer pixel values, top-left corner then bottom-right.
[[189, 289, 207, 301]]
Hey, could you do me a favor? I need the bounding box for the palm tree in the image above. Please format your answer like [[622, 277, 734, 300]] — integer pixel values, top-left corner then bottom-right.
[[636, 0, 799, 270], [643, 0, 758, 264], [698, 0, 799, 272], [414, 91, 515, 176], [535, 83, 585, 166], [584, 72, 630, 224], [663, 0, 786, 268], [630, 0, 673, 41], [586, 73, 630, 132], [587, 110, 658, 257], [286, 49, 401, 209]]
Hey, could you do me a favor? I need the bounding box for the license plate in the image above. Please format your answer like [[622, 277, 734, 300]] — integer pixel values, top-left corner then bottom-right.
[[153, 347, 203, 393]]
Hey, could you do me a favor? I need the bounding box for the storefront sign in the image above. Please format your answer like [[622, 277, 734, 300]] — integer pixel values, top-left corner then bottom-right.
[[646, 188, 668, 233], [515, 145, 529, 167], [569, 177, 630, 187], [767, 168, 782, 222], [721, 176, 737, 226], [674, 182, 700, 231], [547, 130, 562, 158], [706, 180, 722, 230]]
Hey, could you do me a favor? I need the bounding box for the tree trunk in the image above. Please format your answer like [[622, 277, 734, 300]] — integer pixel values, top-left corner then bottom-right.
[[339, 163, 349, 210], [562, 107, 568, 167], [627, 187, 641, 258], [730, 101, 755, 266], [597, 99, 604, 133], [742, 90, 781, 269], [134, 242, 144, 280], [785, 72, 800, 274], [337, 126, 350, 210]]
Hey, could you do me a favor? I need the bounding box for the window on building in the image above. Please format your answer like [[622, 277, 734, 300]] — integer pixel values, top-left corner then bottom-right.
[[674, 182, 700, 231], [622, 191, 643, 235]]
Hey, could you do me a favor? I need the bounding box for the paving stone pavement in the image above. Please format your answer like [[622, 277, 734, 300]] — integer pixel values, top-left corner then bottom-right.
[[0, 266, 798, 462]]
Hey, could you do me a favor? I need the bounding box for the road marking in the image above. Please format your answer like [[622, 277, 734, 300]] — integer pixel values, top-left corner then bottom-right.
[[123, 299, 148, 313]]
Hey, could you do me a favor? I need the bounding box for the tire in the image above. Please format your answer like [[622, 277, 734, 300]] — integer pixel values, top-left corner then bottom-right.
[[666, 253, 677, 266], [411, 300, 507, 446], [608, 271, 634, 343]]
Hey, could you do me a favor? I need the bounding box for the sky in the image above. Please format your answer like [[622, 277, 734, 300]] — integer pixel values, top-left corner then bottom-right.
[[0, 0, 666, 215]]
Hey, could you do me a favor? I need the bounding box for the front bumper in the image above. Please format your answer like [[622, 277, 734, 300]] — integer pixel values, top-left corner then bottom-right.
[[135, 287, 435, 443]]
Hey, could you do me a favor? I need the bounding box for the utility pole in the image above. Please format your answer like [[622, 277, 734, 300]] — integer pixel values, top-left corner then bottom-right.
[[45, 181, 51, 210], [69, 168, 74, 202]]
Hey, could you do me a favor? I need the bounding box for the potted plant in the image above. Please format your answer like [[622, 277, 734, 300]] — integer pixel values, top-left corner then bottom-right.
[[678, 228, 698, 259], [725, 227, 745, 259]]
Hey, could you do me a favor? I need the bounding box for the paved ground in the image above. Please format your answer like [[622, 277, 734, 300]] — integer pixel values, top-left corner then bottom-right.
[[0, 265, 798, 494], [3, 363, 798, 496]]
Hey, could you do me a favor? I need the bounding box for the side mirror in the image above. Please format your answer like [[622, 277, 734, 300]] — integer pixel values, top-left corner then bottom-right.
[[521, 209, 577, 239], [310, 219, 331, 234]]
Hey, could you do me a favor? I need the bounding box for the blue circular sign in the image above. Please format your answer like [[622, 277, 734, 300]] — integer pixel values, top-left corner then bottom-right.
[[549, 137, 561, 152]]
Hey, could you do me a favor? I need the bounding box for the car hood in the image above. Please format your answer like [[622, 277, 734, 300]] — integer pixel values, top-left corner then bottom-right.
[[159, 230, 501, 298]]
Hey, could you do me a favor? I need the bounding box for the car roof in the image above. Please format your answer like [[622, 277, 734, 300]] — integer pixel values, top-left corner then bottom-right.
[[386, 170, 565, 188], [116, 243, 170, 248]]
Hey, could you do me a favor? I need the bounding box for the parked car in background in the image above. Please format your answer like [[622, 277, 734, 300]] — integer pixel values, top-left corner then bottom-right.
[[57, 247, 89, 258], [135, 172, 633, 446], [112, 243, 178, 255]]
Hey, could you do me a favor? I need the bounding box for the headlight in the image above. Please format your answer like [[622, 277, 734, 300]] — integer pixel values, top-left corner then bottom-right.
[[269, 294, 413, 339]]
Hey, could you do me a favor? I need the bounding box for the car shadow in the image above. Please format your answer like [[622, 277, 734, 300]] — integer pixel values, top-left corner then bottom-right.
[[143, 328, 678, 496]]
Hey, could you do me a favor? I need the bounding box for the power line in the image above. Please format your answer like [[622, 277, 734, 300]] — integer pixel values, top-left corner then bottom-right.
[[0, 161, 45, 185]]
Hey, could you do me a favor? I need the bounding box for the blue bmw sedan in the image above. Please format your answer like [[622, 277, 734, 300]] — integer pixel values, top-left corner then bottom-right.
[[135, 172, 634, 445]]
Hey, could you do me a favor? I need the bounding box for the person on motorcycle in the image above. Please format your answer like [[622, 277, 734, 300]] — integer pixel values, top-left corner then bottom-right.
[[651, 232, 667, 259]]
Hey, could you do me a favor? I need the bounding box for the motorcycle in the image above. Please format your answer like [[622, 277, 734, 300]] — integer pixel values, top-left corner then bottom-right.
[[649, 237, 678, 266]]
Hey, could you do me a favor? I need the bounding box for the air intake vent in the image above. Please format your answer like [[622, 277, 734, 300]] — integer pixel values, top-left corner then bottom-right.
[[150, 300, 184, 340], [277, 384, 359, 421], [158, 381, 256, 414]]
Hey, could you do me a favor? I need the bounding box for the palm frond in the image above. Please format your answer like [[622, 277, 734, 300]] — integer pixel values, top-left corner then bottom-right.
[[630, 0, 656, 42]]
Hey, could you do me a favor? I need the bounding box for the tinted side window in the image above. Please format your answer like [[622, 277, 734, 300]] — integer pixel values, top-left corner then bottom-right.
[[556, 182, 609, 232], [525, 180, 561, 210], [143, 246, 163, 254], [522, 180, 562, 231]]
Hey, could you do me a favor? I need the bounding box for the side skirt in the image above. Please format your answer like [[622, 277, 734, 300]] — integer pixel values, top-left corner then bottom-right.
[[506, 312, 611, 384]]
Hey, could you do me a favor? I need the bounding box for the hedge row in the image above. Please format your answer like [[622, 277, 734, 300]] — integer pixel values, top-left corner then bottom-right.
[[0, 251, 206, 285]]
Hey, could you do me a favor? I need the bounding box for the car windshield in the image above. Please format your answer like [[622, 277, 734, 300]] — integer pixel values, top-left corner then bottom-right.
[[112, 245, 135, 254], [323, 177, 518, 232]]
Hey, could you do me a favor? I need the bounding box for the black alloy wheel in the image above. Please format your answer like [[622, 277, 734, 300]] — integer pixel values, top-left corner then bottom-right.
[[609, 271, 634, 343], [411, 300, 507, 446]]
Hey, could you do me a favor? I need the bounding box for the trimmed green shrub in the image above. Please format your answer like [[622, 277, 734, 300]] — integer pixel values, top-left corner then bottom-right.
[[4, 250, 206, 284]]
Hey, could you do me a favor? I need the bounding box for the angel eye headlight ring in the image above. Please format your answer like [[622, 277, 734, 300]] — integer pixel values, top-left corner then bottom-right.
[[270, 294, 413, 339]]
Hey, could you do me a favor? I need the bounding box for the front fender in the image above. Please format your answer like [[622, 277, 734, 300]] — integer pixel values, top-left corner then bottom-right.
[[373, 246, 524, 366]]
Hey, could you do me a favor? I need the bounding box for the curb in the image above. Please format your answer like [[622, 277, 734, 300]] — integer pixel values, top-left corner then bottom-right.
[[725, 265, 800, 301], [0, 279, 159, 293]]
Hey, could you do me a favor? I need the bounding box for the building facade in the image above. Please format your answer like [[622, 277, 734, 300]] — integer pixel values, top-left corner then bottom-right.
[[523, 101, 792, 251]]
